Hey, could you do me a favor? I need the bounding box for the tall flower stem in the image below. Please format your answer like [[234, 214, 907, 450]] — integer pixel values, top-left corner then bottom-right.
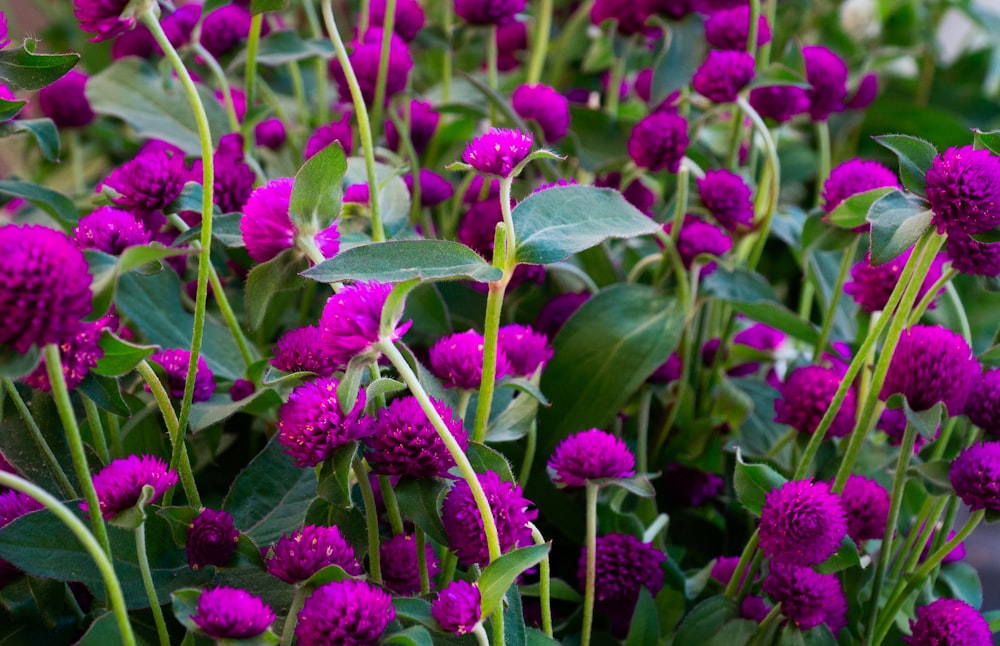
[[737, 97, 780, 271], [301, 0, 330, 125], [1, 378, 76, 498], [487, 25, 500, 124], [812, 237, 859, 358], [371, 0, 398, 136], [528, 522, 553, 637], [378, 474, 405, 535], [281, 586, 309, 645], [82, 397, 111, 465], [814, 121, 831, 208], [519, 421, 538, 489], [441, 0, 453, 102], [322, 0, 386, 242], [893, 495, 947, 581], [909, 268, 957, 327], [44, 344, 111, 557], [581, 482, 599, 646], [724, 531, 759, 598], [527, 0, 553, 84], [136, 519, 170, 646], [244, 13, 264, 132], [193, 43, 241, 133], [354, 456, 382, 583], [416, 528, 431, 594]]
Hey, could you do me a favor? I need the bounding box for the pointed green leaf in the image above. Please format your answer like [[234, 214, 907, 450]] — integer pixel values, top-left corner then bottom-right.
[[237, 31, 334, 66], [827, 186, 897, 229], [904, 400, 944, 439], [873, 134, 938, 196], [94, 331, 157, 378], [815, 535, 863, 574], [590, 474, 656, 497], [478, 544, 551, 617], [0, 179, 79, 228], [733, 448, 788, 516], [0, 42, 79, 90], [0, 346, 41, 379], [385, 626, 435, 646], [290, 141, 347, 229], [0, 97, 25, 120], [0, 118, 60, 161], [78, 373, 130, 416], [393, 478, 449, 546], [366, 377, 407, 401], [251, 0, 288, 14], [625, 587, 660, 646], [651, 15, 705, 105], [380, 277, 422, 339], [188, 389, 283, 431], [467, 442, 516, 483], [316, 441, 358, 506], [246, 249, 309, 330], [909, 460, 953, 496], [867, 190, 933, 266], [303, 240, 502, 284], [673, 596, 741, 646]]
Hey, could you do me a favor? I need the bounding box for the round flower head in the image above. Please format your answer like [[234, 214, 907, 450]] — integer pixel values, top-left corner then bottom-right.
[[846, 72, 879, 110], [762, 562, 848, 634], [369, 0, 425, 41], [405, 169, 454, 207], [536, 291, 590, 338], [37, 69, 94, 129], [192, 133, 256, 215], [458, 198, 506, 257], [705, 6, 771, 50], [660, 463, 725, 506], [697, 169, 754, 232], [838, 474, 890, 543], [200, 4, 251, 58], [0, 224, 92, 353], [710, 556, 742, 586], [949, 442, 1000, 512], [0, 11, 9, 49], [102, 151, 187, 215], [277, 377, 366, 468], [758, 479, 847, 567], [664, 215, 733, 273], [880, 325, 978, 414], [385, 100, 439, 155], [946, 234, 1000, 277], [822, 158, 900, 217], [380, 533, 440, 596], [748, 85, 810, 123], [149, 349, 215, 403], [73, 207, 151, 255], [159, 4, 201, 51], [628, 112, 688, 173], [295, 579, 394, 646], [648, 352, 682, 384], [430, 329, 513, 389], [365, 395, 467, 478], [905, 598, 991, 645], [331, 29, 412, 106], [548, 429, 636, 488], [191, 587, 275, 640], [433, 580, 481, 634], [240, 177, 296, 263], [343, 183, 370, 206], [23, 316, 111, 392], [254, 117, 287, 151], [920, 528, 966, 564], [845, 249, 944, 313], [803, 46, 849, 121], [111, 27, 155, 59], [578, 533, 666, 625], [512, 84, 570, 142], [74, 0, 134, 41], [319, 281, 411, 368], [497, 324, 553, 377], [441, 470, 537, 566], [83, 454, 178, 520], [454, 0, 525, 25], [0, 491, 43, 587], [305, 115, 354, 159], [271, 325, 338, 376], [462, 128, 534, 178], [265, 525, 362, 583], [965, 368, 1000, 435], [187, 508, 239, 570], [692, 50, 756, 103], [230, 379, 255, 401], [926, 145, 1000, 236], [591, 0, 654, 35]]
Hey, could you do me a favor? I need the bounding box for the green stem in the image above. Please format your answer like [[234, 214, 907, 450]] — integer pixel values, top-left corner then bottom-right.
[[192, 43, 241, 134], [472, 623, 490, 646], [68, 129, 85, 193], [895, 496, 947, 581], [136, 520, 170, 646], [528, 522, 553, 637], [813, 237, 859, 358], [355, 457, 382, 583], [281, 586, 309, 646], [581, 482, 598, 646], [106, 412, 124, 459], [737, 97, 780, 271], [487, 25, 499, 124], [814, 121, 831, 209], [746, 0, 761, 57], [605, 44, 627, 116], [472, 281, 506, 444], [288, 61, 309, 127], [371, 0, 398, 136], [1, 378, 76, 498], [243, 13, 264, 134], [758, 0, 776, 66], [439, 550, 457, 587], [636, 388, 652, 474], [416, 528, 431, 595], [378, 474, 405, 535], [747, 603, 782, 646], [909, 268, 956, 326], [519, 421, 537, 489], [441, 0, 453, 103], [766, 427, 796, 459], [83, 396, 111, 466], [942, 280, 972, 344], [724, 531, 759, 598], [527, 0, 553, 84]]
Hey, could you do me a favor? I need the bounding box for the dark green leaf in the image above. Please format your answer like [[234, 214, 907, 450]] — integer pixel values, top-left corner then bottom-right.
[[909, 460, 953, 496], [478, 544, 551, 617], [778, 623, 838, 646], [175, 212, 244, 247], [673, 596, 740, 646], [0, 389, 74, 498], [526, 628, 560, 645], [250, 0, 288, 14], [486, 390, 539, 443], [244, 31, 334, 66], [801, 214, 859, 251], [937, 562, 982, 609], [393, 478, 449, 546], [0, 118, 60, 161], [94, 331, 157, 378], [467, 442, 515, 483], [973, 128, 1000, 155], [385, 626, 435, 646], [303, 240, 501, 284], [815, 535, 862, 574], [302, 564, 353, 588], [651, 16, 705, 106], [343, 157, 411, 238], [0, 179, 78, 228], [747, 63, 809, 89], [317, 441, 358, 506], [733, 449, 788, 516], [970, 227, 1000, 244], [163, 182, 213, 217], [873, 134, 938, 196], [290, 141, 347, 229], [904, 400, 944, 439], [700, 266, 776, 302], [76, 611, 152, 646], [979, 344, 1000, 365], [0, 43, 79, 90], [0, 97, 25, 120], [625, 587, 660, 646], [0, 346, 41, 379], [337, 355, 368, 416], [827, 187, 897, 229], [501, 584, 527, 646], [499, 378, 549, 406], [170, 588, 201, 632], [246, 249, 309, 330], [867, 190, 933, 266], [188, 389, 282, 431], [366, 377, 406, 401], [518, 577, 582, 602], [78, 373, 130, 417]]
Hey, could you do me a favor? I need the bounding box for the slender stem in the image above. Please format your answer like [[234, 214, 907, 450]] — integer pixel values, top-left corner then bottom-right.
[[487, 25, 499, 124], [605, 43, 627, 116], [724, 111, 744, 170], [519, 421, 538, 489], [192, 43, 241, 133], [300, 0, 330, 125], [136, 521, 170, 646], [746, 0, 761, 57], [896, 496, 948, 581], [288, 61, 309, 127], [68, 129, 85, 193], [371, 0, 397, 136], [747, 603, 782, 646], [737, 97, 780, 271], [82, 397, 111, 466], [766, 427, 796, 459], [758, 0, 776, 66], [527, 0, 553, 84], [529, 522, 553, 637], [416, 528, 431, 595], [943, 280, 972, 344], [909, 268, 956, 326], [106, 412, 124, 459], [814, 121, 831, 209], [472, 623, 490, 646], [472, 281, 506, 444], [636, 389, 652, 474], [244, 13, 264, 134], [724, 532, 759, 598], [441, 0, 453, 103], [281, 586, 309, 645], [439, 550, 457, 587], [813, 237, 859, 358], [378, 474, 405, 535], [1, 378, 76, 498], [581, 483, 598, 646], [354, 457, 382, 583]]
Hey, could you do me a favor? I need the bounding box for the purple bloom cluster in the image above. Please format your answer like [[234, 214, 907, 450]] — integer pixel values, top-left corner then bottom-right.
[[964, 368, 1000, 435], [578, 533, 666, 625], [380, 533, 440, 596], [748, 85, 810, 123], [660, 464, 725, 507], [547, 429, 635, 488], [149, 349, 215, 403], [432, 580, 481, 634], [74, 0, 133, 41], [845, 249, 944, 313], [822, 158, 900, 220], [462, 128, 534, 178], [946, 234, 1000, 277], [364, 395, 467, 478], [697, 169, 754, 232], [264, 525, 362, 583], [949, 442, 1000, 512], [369, 0, 425, 41], [186, 508, 239, 570], [497, 324, 553, 377], [200, 4, 252, 58], [191, 587, 275, 640], [277, 378, 366, 468], [628, 112, 689, 173], [406, 169, 454, 207], [295, 579, 394, 645], [73, 207, 151, 255], [591, 0, 654, 36], [762, 562, 848, 634], [270, 326, 338, 376], [705, 6, 771, 50], [38, 69, 95, 129], [241, 177, 296, 263], [512, 84, 570, 142], [430, 329, 512, 389], [880, 325, 977, 414], [330, 29, 412, 106], [803, 46, 849, 121], [319, 281, 412, 368], [838, 474, 891, 543], [22, 315, 111, 392], [905, 598, 991, 645], [665, 215, 732, 273], [455, 0, 524, 25], [692, 50, 755, 103], [84, 454, 178, 520], [305, 115, 354, 159], [103, 151, 187, 215], [385, 100, 439, 155], [759, 479, 847, 567], [926, 145, 1000, 236]]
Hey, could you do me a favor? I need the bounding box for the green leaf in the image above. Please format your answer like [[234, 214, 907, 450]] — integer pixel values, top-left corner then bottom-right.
[[0, 346, 41, 379], [343, 157, 411, 238], [827, 187, 897, 229], [650, 16, 705, 106], [76, 611, 153, 646], [336, 355, 369, 417], [801, 214, 858, 252], [778, 623, 838, 646], [936, 561, 982, 609], [815, 535, 862, 574], [170, 588, 201, 632], [290, 141, 347, 229], [867, 190, 933, 266], [303, 240, 502, 284], [163, 181, 215, 217], [188, 389, 283, 431], [381, 277, 422, 340], [513, 186, 661, 265], [250, 0, 288, 14], [904, 400, 944, 439], [385, 626, 435, 646], [487, 390, 540, 443], [625, 587, 660, 646], [366, 377, 407, 401], [589, 474, 656, 497], [733, 448, 788, 516], [302, 564, 353, 588], [973, 128, 1000, 155], [0, 389, 74, 498], [673, 596, 741, 646], [873, 134, 938, 196], [316, 441, 358, 506], [478, 544, 551, 617], [78, 373, 130, 416], [0, 42, 79, 90], [94, 331, 157, 378], [175, 212, 244, 247], [467, 442, 515, 483], [243, 31, 334, 66], [246, 249, 309, 330], [0, 179, 79, 228], [909, 460, 953, 496], [393, 478, 449, 546], [0, 97, 25, 120], [0, 118, 60, 162], [518, 578, 582, 602]]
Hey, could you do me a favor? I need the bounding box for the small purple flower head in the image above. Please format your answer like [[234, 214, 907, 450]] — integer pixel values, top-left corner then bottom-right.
[[37, 69, 94, 129], [596, 172, 657, 216], [535, 291, 590, 338], [697, 169, 754, 232], [512, 84, 570, 142], [905, 598, 991, 645], [628, 112, 688, 173], [265, 525, 362, 583], [648, 352, 682, 384], [950, 442, 1000, 512], [759, 479, 848, 567], [102, 151, 187, 215], [705, 6, 771, 50], [591, 0, 654, 36], [748, 85, 810, 123], [149, 349, 215, 403], [73, 207, 150, 255], [240, 178, 296, 263], [432, 580, 481, 634], [846, 73, 879, 110], [74, 0, 134, 41], [845, 249, 945, 313], [455, 0, 525, 26], [277, 377, 366, 468], [430, 329, 513, 389], [254, 117, 287, 151], [186, 508, 239, 570], [0, 491, 43, 586], [822, 158, 900, 216], [441, 470, 537, 566], [878, 408, 936, 452], [838, 474, 890, 543], [385, 100, 439, 155], [920, 528, 966, 564], [880, 325, 978, 414], [200, 4, 252, 58], [692, 50, 755, 103], [160, 4, 201, 51], [926, 145, 1000, 236], [295, 579, 394, 646], [319, 281, 411, 368], [380, 533, 440, 596], [710, 556, 742, 586], [22, 315, 111, 392], [946, 235, 1000, 277], [191, 587, 275, 640], [762, 562, 848, 634], [230, 379, 255, 401], [965, 368, 1000, 435], [458, 198, 505, 256], [496, 19, 528, 70], [365, 395, 468, 478], [578, 533, 666, 625], [305, 116, 354, 159], [462, 128, 534, 178], [111, 27, 155, 59], [331, 29, 412, 106], [741, 596, 772, 622], [497, 324, 553, 377], [83, 455, 178, 520], [660, 464, 725, 506], [0, 11, 9, 49], [271, 326, 338, 376], [664, 215, 733, 273], [191, 133, 256, 215], [369, 0, 425, 41], [0, 224, 93, 353], [547, 429, 636, 488], [803, 46, 849, 121], [344, 183, 370, 206], [405, 169, 454, 207]]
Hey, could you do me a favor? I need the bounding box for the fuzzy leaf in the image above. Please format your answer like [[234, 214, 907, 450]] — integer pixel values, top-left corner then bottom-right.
[[867, 190, 933, 266], [478, 544, 551, 618], [873, 134, 938, 196], [0, 42, 79, 90], [303, 241, 501, 284]]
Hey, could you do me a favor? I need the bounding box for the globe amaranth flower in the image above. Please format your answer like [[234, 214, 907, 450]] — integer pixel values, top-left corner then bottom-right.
[[803, 45, 849, 121], [149, 349, 215, 403], [648, 352, 682, 384], [430, 329, 513, 389], [660, 464, 725, 506], [578, 533, 666, 625], [432, 580, 481, 634], [111, 26, 155, 59], [822, 158, 900, 217], [240, 177, 340, 263], [271, 325, 338, 376], [330, 29, 412, 106], [343, 183, 370, 206], [692, 50, 756, 103], [102, 151, 187, 215], [846, 73, 879, 110], [0, 491, 43, 587], [730, 322, 785, 377], [74, 0, 134, 41], [187, 508, 239, 570], [919, 527, 966, 565], [405, 169, 454, 208], [385, 100, 439, 155], [905, 598, 991, 646], [278, 378, 366, 468], [441, 470, 537, 566], [295, 579, 394, 646], [73, 206, 151, 255], [748, 85, 810, 123], [369, 0, 425, 41], [0, 11, 9, 49], [964, 368, 1000, 435], [628, 112, 688, 173], [458, 198, 507, 257], [596, 172, 657, 216], [159, 4, 201, 51], [0, 224, 93, 353], [705, 6, 771, 50], [319, 280, 412, 368], [305, 115, 354, 159], [535, 291, 590, 338], [200, 4, 252, 58], [230, 379, 255, 401], [878, 408, 937, 452], [497, 324, 553, 377], [547, 429, 635, 488], [762, 562, 847, 634], [926, 145, 1000, 236], [663, 215, 732, 273], [188, 133, 256, 216], [758, 479, 847, 567], [265, 525, 362, 583], [697, 169, 754, 232], [37, 69, 94, 129], [82, 454, 178, 520], [455, 0, 525, 26], [946, 234, 1000, 277], [710, 556, 742, 586], [838, 474, 890, 543], [949, 442, 1000, 512], [462, 128, 534, 178], [365, 395, 467, 478], [495, 19, 528, 70], [880, 325, 978, 414], [845, 249, 945, 313], [512, 84, 570, 143], [22, 315, 112, 392], [255, 117, 287, 151], [191, 587, 275, 640], [591, 0, 654, 36], [380, 533, 440, 596]]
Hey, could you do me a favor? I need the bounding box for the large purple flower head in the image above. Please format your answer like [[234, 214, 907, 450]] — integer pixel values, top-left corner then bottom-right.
[[23, 315, 111, 392], [102, 151, 187, 215], [271, 325, 337, 376], [200, 4, 252, 58], [762, 562, 847, 634], [946, 234, 1000, 277], [462, 128, 534, 178], [405, 169, 454, 207], [186, 508, 239, 571], [432, 580, 481, 634], [803, 46, 849, 121], [880, 325, 978, 414], [380, 533, 440, 596], [0, 491, 43, 586], [497, 324, 553, 377], [822, 158, 900, 216], [748, 85, 810, 123], [295, 579, 394, 646], [365, 395, 467, 478], [591, 0, 654, 35], [369, 0, 425, 41], [628, 112, 688, 173], [277, 377, 366, 468], [319, 281, 412, 368], [189, 133, 256, 215], [159, 4, 201, 51], [759, 479, 847, 566], [578, 533, 666, 625], [965, 368, 1000, 435], [512, 84, 570, 143], [441, 470, 537, 566], [547, 429, 635, 488], [495, 19, 528, 70], [838, 474, 890, 543], [0, 11, 9, 49], [950, 442, 1000, 512], [926, 145, 1000, 236], [305, 115, 354, 159], [705, 6, 771, 50], [697, 169, 754, 232], [385, 100, 439, 155], [264, 525, 362, 583], [149, 349, 215, 403], [191, 587, 275, 640], [83, 455, 178, 520], [455, 0, 525, 25], [664, 215, 733, 273], [0, 224, 93, 353], [73, 207, 151, 255], [74, 0, 134, 41], [660, 464, 725, 506], [330, 29, 412, 106], [430, 329, 513, 389], [905, 598, 991, 645], [240, 177, 296, 263], [38, 69, 94, 129], [692, 50, 755, 103], [845, 249, 945, 313]]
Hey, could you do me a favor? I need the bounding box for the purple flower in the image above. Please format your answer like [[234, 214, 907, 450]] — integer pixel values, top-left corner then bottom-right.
[[926, 145, 1000, 236], [430, 330, 513, 389], [946, 234, 1000, 277], [710, 556, 741, 585], [838, 474, 890, 543], [271, 326, 338, 376], [512, 84, 570, 142], [37, 69, 94, 129], [0, 11, 9, 49], [628, 112, 688, 173], [74, 0, 134, 41], [822, 158, 900, 217], [758, 480, 847, 567], [596, 172, 656, 216], [102, 151, 187, 215], [380, 533, 440, 596], [741, 596, 771, 622], [762, 562, 847, 634], [660, 464, 725, 506], [240, 177, 339, 262], [189, 134, 256, 215], [846, 73, 879, 110], [803, 46, 848, 121], [200, 4, 251, 58], [455, 0, 525, 26], [83, 455, 178, 520], [441, 470, 537, 566], [462, 128, 534, 178], [648, 353, 682, 384], [265, 525, 362, 583], [464, 176, 500, 204], [112, 27, 155, 59], [369, 0, 425, 41], [385, 100, 439, 155], [878, 408, 936, 452], [845, 249, 945, 313], [591, 0, 654, 35], [578, 533, 666, 627], [965, 368, 1000, 435], [229, 379, 255, 401], [160, 4, 201, 51], [191, 587, 275, 640], [547, 429, 635, 488], [458, 198, 506, 256], [295, 579, 394, 646], [405, 169, 454, 207], [22, 316, 111, 392], [496, 20, 528, 70], [73, 207, 150, 255], [254, 117, 287, 151], [705, 6, 771, 50], [535, 291, 590, 338], [748, 85, 810, 123], [432, 580, 481, 633], [0, 491, 43, 586], [277, 377, 365, 468], [149, 349, 215, 403], [919, 527, 966, 564], [905, 598, 991, 645], [330, 29, 412, 106], [497, 324, 553, 377], [950, 442, 1000, 512], [365, 395, 467, 478], [186, 508, 239, 570], [697, 169, 754, 231], [305, 116, 354, 159], [880, 325, 978, 414], [692, 50, 755, 103], [319, 281, 412, 367], [0, 224, 93, 353], [344, 183, 370, 206], [664, 215, 732, 273]]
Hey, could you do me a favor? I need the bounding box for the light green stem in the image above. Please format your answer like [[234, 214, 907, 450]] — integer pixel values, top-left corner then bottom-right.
[[746, 0, 761, 56], [814, 120, 831, 209], [1, 378, 76, 498], [441, 0, 453, 103], [581, 483, 598, 646], [527, 0, 553, 84], [82, 396, 111, 465], [487, 25, 499, 124], [737, 97, 780, 271], [812, 236, 859, 358], [106, 413, 124, 459], [281, 586, 309, 645], [895, 496, 948, 581], [244, 12, 264, 135], [472, 623, 490, 646], [605, 44, 627, 116], [371, 0, 398, 135], [529, 522, 553, 637], [355, 457, 382, 583], [300, 0, 329, 124], [378, 474, 405, 535], [519, 421, 537, 490], [416, 528, 431, 594], [747, 603, 782, 646], [136, 521, 170, 646], [192, 42, 240, 133], [909, 268, 956, 325], [724, 532, 759, 598], [636, 389, 652, 474]]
